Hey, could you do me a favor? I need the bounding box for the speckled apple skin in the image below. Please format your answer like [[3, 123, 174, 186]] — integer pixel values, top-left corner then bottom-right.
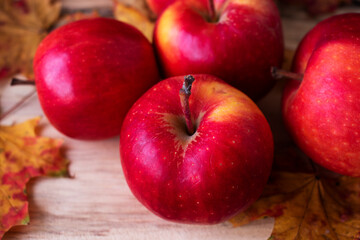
[[282, 13, 360, 176], [120, 74, 273, 224], [34, 18, 159, 140], [146, 0, 225, 16], [154, 0, 283, 100]]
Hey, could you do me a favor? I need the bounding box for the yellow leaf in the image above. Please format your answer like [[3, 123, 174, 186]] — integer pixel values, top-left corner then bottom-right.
[[230, 163, 360, 240], [0, 117, 68, 237], [0, 0, 62, 80], [113, 1, 155, 42]]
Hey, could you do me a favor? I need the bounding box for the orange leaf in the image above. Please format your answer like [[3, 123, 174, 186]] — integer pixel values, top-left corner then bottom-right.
[[0, 0, 62, 81], [113, 1, 155, 42], [230, 161, 360, 240], [0, 117, 68, 238]]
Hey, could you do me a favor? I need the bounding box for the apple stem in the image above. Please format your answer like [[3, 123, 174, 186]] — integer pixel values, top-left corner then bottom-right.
[[11, 78, 35, 86], [271, 67, 304, 81], [208, 0, 216, 22], [179, 75, 195, 135]]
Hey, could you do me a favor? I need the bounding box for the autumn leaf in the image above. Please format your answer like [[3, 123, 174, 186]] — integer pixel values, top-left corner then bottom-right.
[[0, 117, 68, 238], [0, 0, 62, 81], [113, 0, 155, 42], [230, 156, 360, 240], [54, 10, 100, 29]]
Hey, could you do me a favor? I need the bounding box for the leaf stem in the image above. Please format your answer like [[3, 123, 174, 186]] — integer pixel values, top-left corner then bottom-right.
[[179, 75, 195, 135]]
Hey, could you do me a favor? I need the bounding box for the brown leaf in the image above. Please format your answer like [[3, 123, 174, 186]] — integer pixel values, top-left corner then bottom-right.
[[0, 0, 62, 81], [230, 161, 360, 240], [113, 1, 155, 42], [0, 117, 69, 237], [113, 0, 154, 18], [54, 10, 100, 29]]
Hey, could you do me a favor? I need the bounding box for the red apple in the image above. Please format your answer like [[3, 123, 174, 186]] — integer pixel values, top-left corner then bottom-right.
[[34, 18, 160, 140], [153, 0, 284, 100], [282, 13, 360, 176], [146, 0, 225, 17], [146, 0, 175, 16], [120, 74, 274, 223]]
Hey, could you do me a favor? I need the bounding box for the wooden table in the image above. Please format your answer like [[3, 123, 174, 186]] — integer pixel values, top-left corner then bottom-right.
[[1, 1, 359, 239]]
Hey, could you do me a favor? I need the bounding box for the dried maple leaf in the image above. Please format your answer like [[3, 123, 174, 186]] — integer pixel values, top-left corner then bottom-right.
[[113, 0, 154, 19], [0, 117, 68, 238], [230, 157, 360, 240], [0, 0, 62, 81], [113, 1, 155, 42], [54, 10, 100, 29]]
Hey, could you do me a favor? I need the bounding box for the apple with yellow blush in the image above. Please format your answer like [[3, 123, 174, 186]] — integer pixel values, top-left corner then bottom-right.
[[153, 0, 284, 100], [282, 13, 360, 176], [120, 74, 274, 223]]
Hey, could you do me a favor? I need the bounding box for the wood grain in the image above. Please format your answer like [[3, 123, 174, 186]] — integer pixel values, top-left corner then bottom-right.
[[1, 0, 359, 239]]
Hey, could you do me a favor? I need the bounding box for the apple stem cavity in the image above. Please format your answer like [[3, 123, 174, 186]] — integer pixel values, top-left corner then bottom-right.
[[179, 75, 196, 136], [208, 0, 217, 22], [11, 78, 35, 86], [271, 67, 304, 81]]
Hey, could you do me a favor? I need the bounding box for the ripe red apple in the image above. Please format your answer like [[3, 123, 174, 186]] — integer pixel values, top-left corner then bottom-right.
[[153, 0, 284, 100], [282, 13, 360, 176], [146, 0, 175, 16], [146, 0, 225, 17], [34, 18, 160, 140], [120, 74, 274, 223]]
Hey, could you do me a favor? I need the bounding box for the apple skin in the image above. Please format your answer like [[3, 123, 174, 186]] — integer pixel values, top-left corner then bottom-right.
[[146, 0, 175, 16], [146, 0, 225, 16], [153, 0, 283, 100], [120, 74, 274, 223], [34, 18, 160, 140], [282, 13, 360, 176]]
